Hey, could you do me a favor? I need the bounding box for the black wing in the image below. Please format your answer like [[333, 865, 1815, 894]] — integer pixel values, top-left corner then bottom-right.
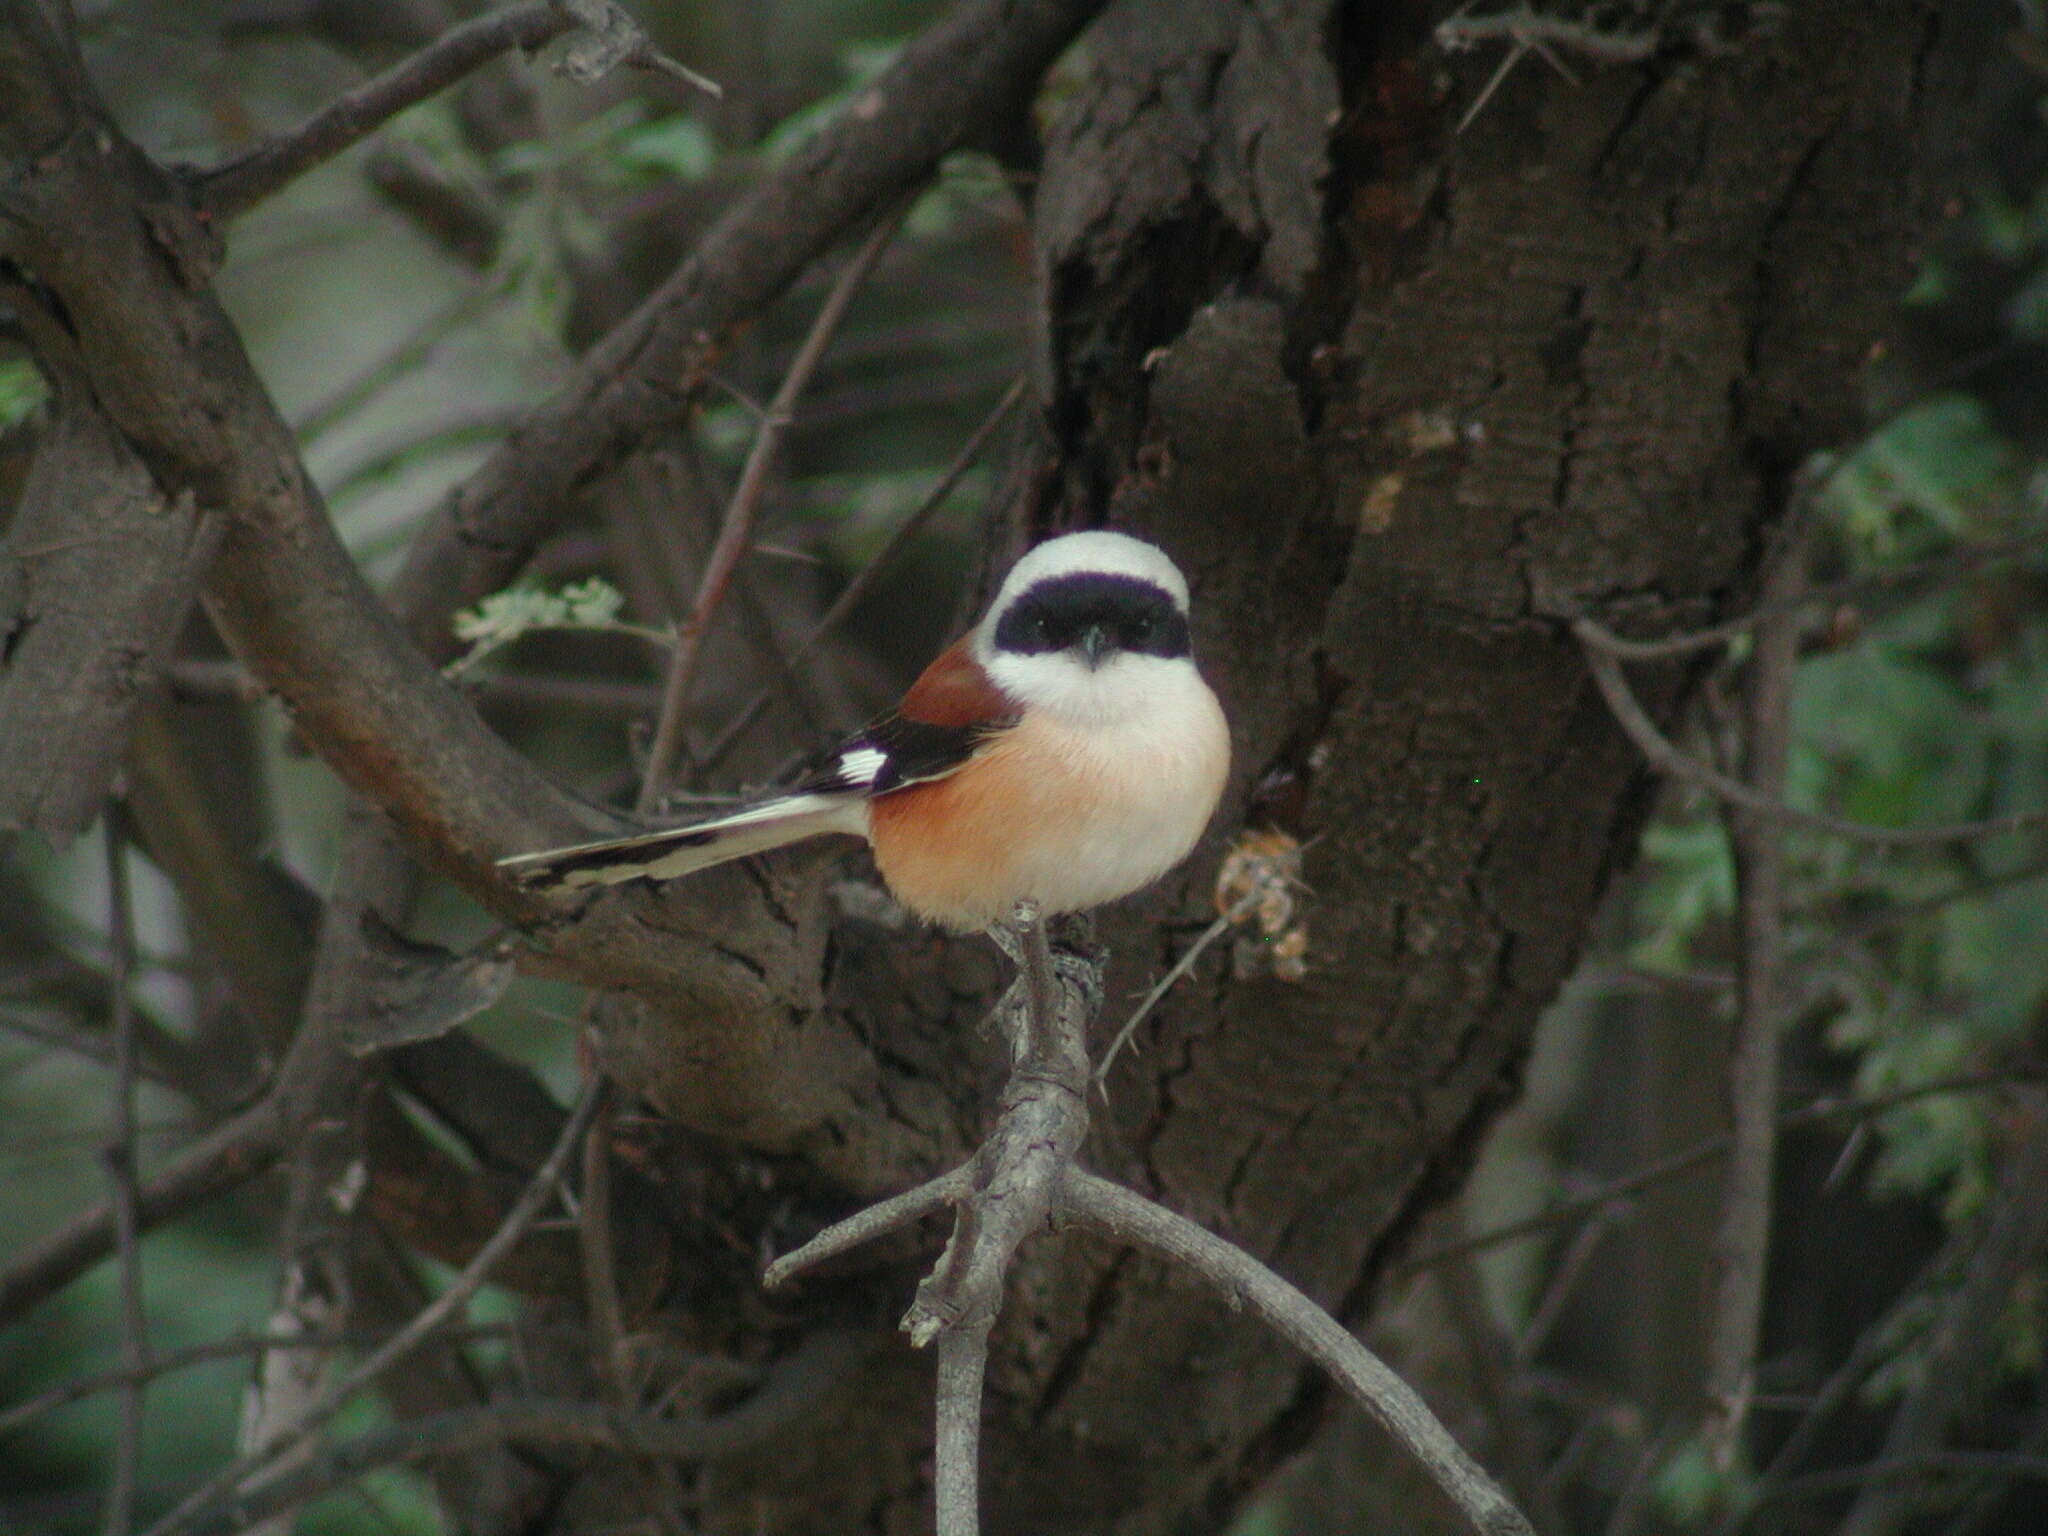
[[793, 711, 1013, 798]]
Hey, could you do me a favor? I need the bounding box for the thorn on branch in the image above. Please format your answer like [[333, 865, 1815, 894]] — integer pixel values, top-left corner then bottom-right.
[[1436, 7, 1661, 66], [553, 0, 724, 97]]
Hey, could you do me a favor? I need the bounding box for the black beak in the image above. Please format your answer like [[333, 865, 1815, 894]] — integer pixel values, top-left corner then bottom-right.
[[1077, 624, 1112, 669]]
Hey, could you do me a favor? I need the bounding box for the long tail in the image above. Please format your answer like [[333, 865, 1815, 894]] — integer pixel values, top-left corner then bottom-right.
[[498, 793, 868, 893]]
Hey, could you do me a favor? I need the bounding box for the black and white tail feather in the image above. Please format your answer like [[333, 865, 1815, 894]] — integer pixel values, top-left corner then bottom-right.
[[497, 714, 994, 894]]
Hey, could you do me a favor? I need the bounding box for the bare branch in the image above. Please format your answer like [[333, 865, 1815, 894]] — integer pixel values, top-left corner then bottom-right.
[[553, 0, 722, 97], [1702, 533, 1804, 1460], [198, 2, 570, 217], [146, 1078, 606, 1536], [1058, 1172, 1534, 1536], [900, 912, 1093, 1350], [383, 0, 1105, 660], [638, 208, 904, 810], [0, 1325, 514, 1440], [762, 1168, 974, 1289], [172, 1335, 863, 1536], [1838, 1095, 2048, 1536], [1573, 618, 2045, 845], [1436, 7, 1660, 64], [1095, 885, 1260, 1085], [1570, 536, 2039, 661], [762, 906, 1530, 1536], [0, 1094, 287, 1325], [0, 1, 586, 895], [934, 1328, 991, 1536], [1402, 1071, 2037, 1274], [101, 820, 148, 1536], [700, 374, 1028, 773]]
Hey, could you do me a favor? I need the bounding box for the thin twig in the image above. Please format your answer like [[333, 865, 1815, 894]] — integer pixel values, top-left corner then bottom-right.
[[198, 2, 571, 217], [102, 819, 148, 1536], [0, 1326, 514, 1441], [146, 1078, 607, 1536], [1403, 1070, 2037, 1273], [1717, 1256, 1945, 1536], [1571, 536, 2041, 661], [0, 1093, 288, 1325], [637, 208, 907, 811], [1573, 619, 2045, 845], [699, 375, 1028, 773], [1095, 887, 1260, 1087], [763, 1168, 975, 1288], [575, 1072, 690, 1533], [1059, 1172, 1534, 1536], [1702, 534, 1804, 1462], [170, 1336, 861, 1536]]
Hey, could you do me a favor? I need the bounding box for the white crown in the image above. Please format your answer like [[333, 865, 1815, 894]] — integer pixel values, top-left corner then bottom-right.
[[985, 531, 1191, 627]]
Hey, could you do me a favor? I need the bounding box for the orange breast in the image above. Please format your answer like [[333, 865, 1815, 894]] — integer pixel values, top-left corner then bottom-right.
[[866, 732, 1042, 931], [866, 692, 1229, 932]]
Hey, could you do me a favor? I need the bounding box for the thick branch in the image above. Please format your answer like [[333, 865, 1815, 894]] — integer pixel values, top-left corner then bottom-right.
[[0, 3, 585, 899], [1058, 1174, 1533, 1536]]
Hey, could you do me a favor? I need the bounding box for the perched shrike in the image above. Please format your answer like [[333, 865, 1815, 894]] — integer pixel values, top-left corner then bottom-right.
[[499, 531, 1230, 932]]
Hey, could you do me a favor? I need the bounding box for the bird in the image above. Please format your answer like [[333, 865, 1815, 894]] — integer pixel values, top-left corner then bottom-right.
[[498, 530, 1230, 933]]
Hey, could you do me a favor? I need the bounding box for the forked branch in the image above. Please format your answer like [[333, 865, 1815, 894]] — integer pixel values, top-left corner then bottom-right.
[[767, 907, 1533, 1536]]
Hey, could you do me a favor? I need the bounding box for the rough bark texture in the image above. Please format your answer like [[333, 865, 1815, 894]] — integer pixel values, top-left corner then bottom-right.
[[709, 3, 1990, 1531]]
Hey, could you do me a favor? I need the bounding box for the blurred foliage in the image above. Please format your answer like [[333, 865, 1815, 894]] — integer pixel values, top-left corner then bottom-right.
[[1, 0, 1023, 1529]]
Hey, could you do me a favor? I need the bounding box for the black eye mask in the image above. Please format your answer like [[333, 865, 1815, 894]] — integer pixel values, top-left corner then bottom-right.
[[992, 572, 1191, 660]]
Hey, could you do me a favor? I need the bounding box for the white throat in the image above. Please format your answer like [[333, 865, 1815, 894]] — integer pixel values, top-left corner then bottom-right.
[[981, 648, 1199, 731]]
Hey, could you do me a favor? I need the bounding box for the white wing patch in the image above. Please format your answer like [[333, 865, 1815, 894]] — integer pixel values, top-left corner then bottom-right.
[[831, 747, 889, 788]]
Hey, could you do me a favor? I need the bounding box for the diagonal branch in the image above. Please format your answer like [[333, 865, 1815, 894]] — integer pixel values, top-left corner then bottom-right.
[[1573, 618, 2044, 846], [147, 1078, 606, 1536], [196, 1, 571, 217], [1059, 1172, 1534, 1536], [699, 374, 1027, 772], [0, 1093, 287, 1325], [637, 207, 904, 809], [384, 0, 1106, 659]]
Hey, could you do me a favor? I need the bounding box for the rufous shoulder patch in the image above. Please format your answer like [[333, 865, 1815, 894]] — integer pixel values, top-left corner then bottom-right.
[[898, 636, 1015, 727]]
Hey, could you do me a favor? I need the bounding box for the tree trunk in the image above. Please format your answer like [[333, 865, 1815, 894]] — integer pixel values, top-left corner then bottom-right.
[[691, 3, 2008, 1531]]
